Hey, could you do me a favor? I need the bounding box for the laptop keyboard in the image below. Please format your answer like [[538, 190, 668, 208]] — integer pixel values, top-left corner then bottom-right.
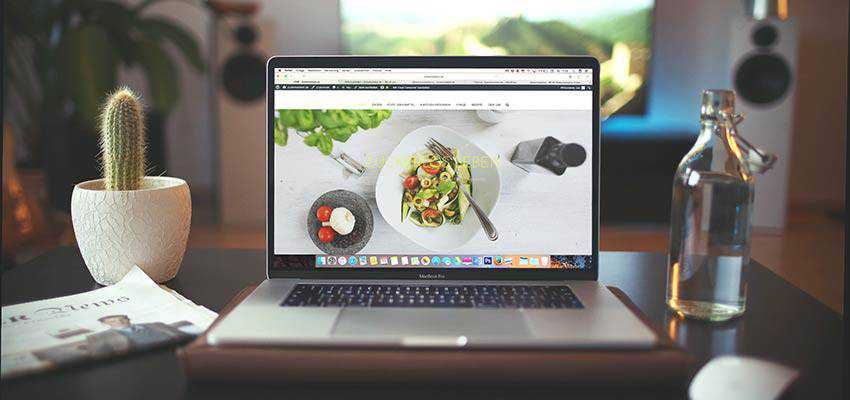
[[281, 284, 583, 309]]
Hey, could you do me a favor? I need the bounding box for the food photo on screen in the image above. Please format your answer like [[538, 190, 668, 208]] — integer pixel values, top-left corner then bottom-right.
[[272, 109, 593, 265]]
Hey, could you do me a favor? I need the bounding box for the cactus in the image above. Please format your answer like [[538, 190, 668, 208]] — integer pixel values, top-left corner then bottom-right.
[[100, 88, 146, 191]]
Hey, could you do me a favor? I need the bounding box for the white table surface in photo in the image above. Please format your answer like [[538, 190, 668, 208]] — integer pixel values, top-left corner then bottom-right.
[[274, 110, 592, 255]]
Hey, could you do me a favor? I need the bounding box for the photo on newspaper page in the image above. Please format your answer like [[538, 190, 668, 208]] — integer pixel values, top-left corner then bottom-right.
[[1, 267, 217, 379]]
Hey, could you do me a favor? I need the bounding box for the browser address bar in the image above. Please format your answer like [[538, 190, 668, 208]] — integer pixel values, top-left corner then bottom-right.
[[290, 74, 591, 84]]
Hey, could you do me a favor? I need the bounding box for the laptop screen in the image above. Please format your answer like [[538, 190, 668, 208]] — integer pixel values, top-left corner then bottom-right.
[[271, 62, 595, 273]]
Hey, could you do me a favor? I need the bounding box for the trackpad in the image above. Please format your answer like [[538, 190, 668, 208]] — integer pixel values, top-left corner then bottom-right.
[[332, 309, 531, 337]]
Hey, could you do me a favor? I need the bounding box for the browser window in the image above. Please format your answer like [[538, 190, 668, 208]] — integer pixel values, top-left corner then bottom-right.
[[272, 68, 593, 270]]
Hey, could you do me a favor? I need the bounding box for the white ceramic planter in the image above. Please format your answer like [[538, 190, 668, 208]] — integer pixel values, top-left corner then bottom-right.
[[71, 177, 191, 285]]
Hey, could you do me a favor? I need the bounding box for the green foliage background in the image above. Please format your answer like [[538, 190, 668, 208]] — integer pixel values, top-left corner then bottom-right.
[[4, 0, 205, 138]]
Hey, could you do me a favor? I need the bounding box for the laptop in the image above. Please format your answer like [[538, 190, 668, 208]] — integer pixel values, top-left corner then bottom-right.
[[207, 56, 656, 349]]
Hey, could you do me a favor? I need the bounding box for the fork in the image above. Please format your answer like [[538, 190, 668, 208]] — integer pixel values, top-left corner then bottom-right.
[[426, 137, 498, 241]]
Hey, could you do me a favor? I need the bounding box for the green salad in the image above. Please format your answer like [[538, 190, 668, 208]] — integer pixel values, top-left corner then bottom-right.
[[400, 149, 472, 227]]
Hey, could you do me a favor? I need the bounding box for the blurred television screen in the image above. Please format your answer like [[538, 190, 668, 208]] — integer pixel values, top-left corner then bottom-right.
[[340, 0, 654, 117]]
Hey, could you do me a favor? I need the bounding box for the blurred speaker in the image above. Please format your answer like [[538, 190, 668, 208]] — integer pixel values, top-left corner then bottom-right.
[[728, 15, 796, 229], [222, 24, 266, 103], [215, 15, 274, 226]]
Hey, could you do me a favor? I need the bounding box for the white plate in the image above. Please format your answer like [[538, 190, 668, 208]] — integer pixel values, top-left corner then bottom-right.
[[375, 125, 500, 252]]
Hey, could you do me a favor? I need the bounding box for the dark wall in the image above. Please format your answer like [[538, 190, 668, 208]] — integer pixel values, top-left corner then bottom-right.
[[601, 137, 693, 224]]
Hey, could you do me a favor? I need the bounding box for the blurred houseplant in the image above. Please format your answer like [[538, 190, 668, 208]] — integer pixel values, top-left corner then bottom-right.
[[3, 0, 205, 211]]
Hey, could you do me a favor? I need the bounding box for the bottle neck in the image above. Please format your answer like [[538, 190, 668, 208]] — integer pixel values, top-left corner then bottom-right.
[[696, 120, 751, 179], [696, 120, 722, 149]]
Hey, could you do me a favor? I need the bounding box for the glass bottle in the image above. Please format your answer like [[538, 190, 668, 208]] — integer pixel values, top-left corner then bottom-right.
[[667, 90, 776, 321]]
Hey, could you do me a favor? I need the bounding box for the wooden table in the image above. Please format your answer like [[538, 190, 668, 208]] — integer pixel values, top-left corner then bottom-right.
[[1, 247, 843, 399]]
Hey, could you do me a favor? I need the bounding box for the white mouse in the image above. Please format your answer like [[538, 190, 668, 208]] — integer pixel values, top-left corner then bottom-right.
[[689, 356, 799, 400]]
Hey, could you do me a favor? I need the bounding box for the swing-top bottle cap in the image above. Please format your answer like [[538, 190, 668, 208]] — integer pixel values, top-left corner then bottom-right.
[[700, 90, 735, 121]]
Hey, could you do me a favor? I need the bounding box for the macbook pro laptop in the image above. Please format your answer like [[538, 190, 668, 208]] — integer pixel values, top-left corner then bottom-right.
[[207, 56, 656, 349]]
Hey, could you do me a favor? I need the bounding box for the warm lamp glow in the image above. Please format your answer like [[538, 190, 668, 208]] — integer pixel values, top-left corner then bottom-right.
[[777, 0, 788, 20]]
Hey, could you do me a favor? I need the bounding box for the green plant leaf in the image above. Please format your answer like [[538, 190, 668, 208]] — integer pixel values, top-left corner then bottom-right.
[[276, 108, 391, 153], [56, 24, 117, 128], [294, 110, 317, 131], [134, 40, 179, 113], [316, 133, 333, 155], [352, 110, 372, 129], [136, 16, 206, 72], [437, 180, 457, 195], [369, 110, 392, 128], [274, 127, 288, 146], [338, 110, 358, 126], [85, 0, 139, 65], [274, 117, 288, 146], [304, 132, 321, 146], [325, 126, 356, 142], [278, 109, 297, 126], [315, 110, 341, 129]]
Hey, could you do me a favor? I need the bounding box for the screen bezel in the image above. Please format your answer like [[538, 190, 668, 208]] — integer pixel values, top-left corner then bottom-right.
[[267, 56, 599, 281]]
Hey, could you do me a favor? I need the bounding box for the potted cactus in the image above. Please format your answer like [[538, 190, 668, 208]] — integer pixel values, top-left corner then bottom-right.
[[71, 88, 191, 285]]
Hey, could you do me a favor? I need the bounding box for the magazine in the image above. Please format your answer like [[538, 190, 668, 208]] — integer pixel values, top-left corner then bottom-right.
[[1, 266, 217, 379]]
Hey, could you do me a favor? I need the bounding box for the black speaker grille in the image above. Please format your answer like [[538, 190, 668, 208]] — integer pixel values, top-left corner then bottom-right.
[[734, 53, 792, 106], [752, 24, 779, 48], [222, 53, 266, 102]]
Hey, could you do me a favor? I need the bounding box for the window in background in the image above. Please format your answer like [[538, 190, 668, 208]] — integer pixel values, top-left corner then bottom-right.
[[340, 0, 654, 118]]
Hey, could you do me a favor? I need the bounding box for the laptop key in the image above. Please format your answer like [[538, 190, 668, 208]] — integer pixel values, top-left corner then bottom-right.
[[282, 284, 583, 309]]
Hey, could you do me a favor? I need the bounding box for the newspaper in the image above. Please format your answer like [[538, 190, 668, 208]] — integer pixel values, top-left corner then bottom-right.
[[1, 266, 218, 379]]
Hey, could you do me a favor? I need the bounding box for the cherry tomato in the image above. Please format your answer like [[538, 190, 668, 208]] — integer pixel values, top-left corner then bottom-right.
[[422, 209, 440, 220], [317, 226, 335, 243], [316, 205, 332, 222], [422, 162, 442, 175], [403, 176, 420, 190]]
